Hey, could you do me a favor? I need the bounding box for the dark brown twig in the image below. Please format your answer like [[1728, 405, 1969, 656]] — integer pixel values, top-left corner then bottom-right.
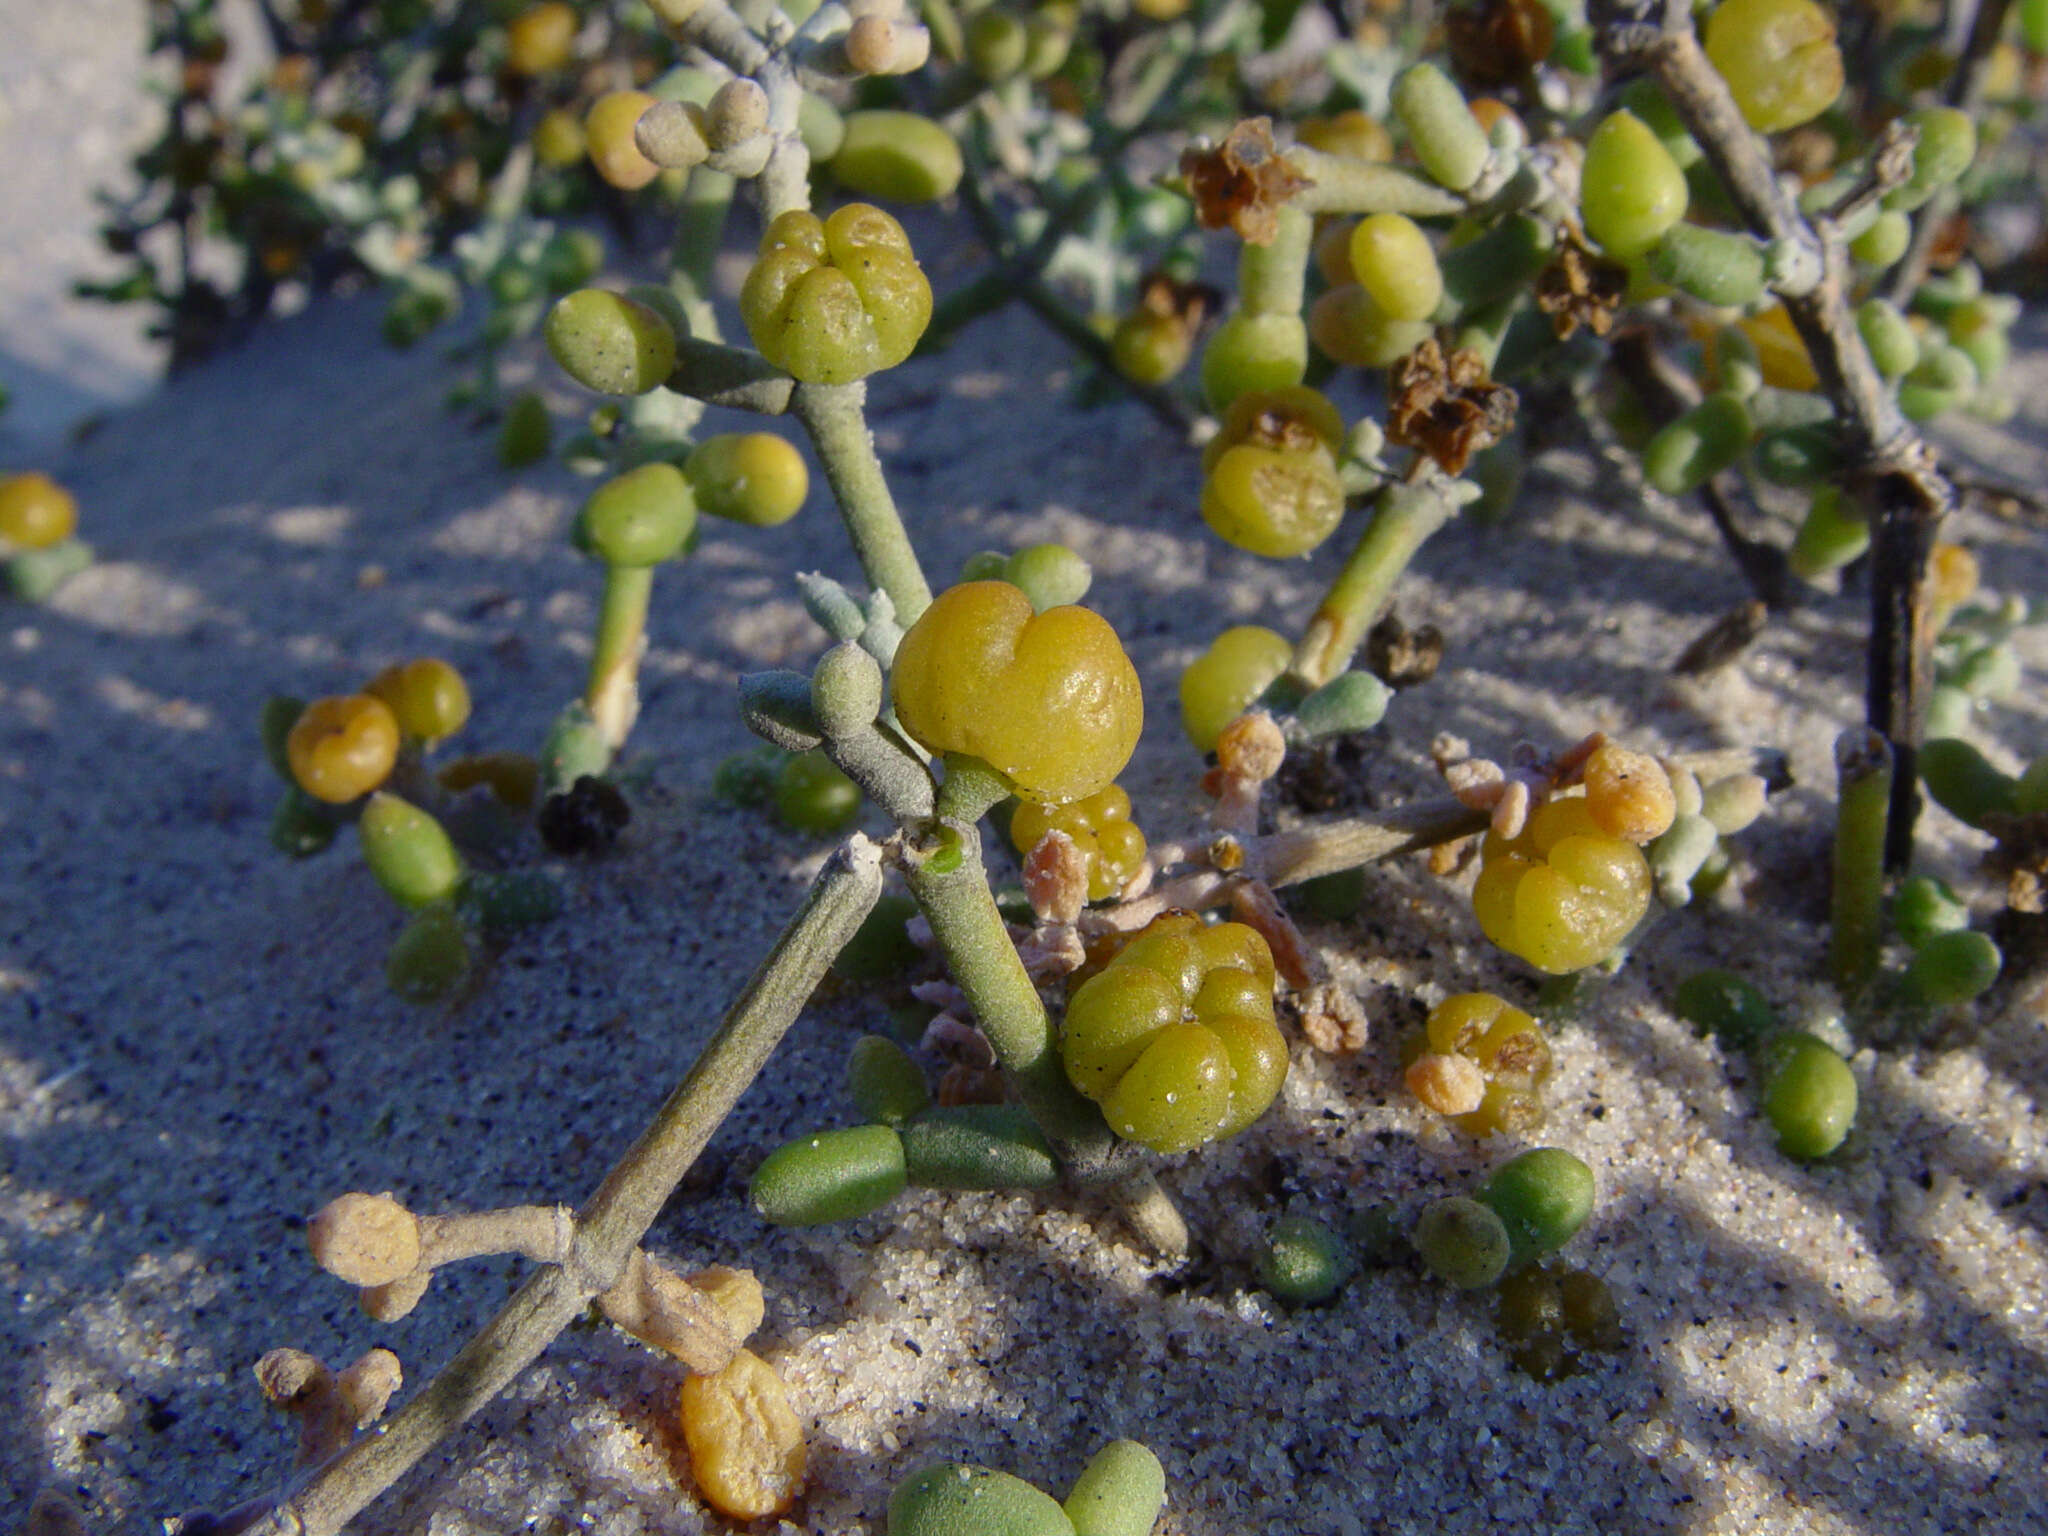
[[1594, 0, 1959, 868]]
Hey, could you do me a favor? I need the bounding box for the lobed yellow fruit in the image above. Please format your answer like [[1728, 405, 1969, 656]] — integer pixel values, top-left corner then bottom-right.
[[1010, 783, 1148, 902], [287, 694, 401, 804], [1472, 798, 1652, 973], [891, 581, 1142, 805]]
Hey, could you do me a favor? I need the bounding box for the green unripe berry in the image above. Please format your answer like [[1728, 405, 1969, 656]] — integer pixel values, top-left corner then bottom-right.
[[1902, 929, 2002, 1007], [831, 110, 965, 203], [1392, 64, 1490, 192], [1257, 1215, 1354, 1304], [684, 432, 809, 526], [359, 792, 464, 910], [4, 538, 94, 602], [750, 1123, 908, 1225], [774, 750, 861, 834], [1919, 737, 2018, 828], [1414, 1196, 1512, 1289], [1004, 543, 1092, 613], [1647, 224, 1765, 306], [545, 288, 678, 395], [1856, 299, 1920, 378], [1642, 391, 1750, 495], [1479, 1147, 1595, 1263], [1180, 626, 1292, 753], [1900, 108, 1976, 196], [1850, 209, 1911, 270], [1892, 876, 1969, 950], [965, 9, 1030, 80], [1581, 111, 1689, 258], [386, 904, 472, 1003], [889, 1464, 1076, 1536], [1788, 485, 1869, 579], [1063, 1440, 1166, 1536], [1347, 214, 1443, 323], [1201, 311, 1308, 412], [1758, 1032, 1856, 1160], [1673, 968, 1779, 1050], [576, 463, 695, 567], [1898, 345, 1978, 422], [847, 1034, 931, 1125], [900, 1105, 1058, 1190], [497, 389, 552, 468], [1951, 642, 2020, 701]]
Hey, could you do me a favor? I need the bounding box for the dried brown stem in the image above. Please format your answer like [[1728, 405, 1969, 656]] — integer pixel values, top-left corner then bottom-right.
[[1594, 0, 1956, 868]]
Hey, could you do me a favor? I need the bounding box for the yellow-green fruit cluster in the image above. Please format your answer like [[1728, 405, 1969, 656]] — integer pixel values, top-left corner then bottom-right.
[[1472, 797, 1652, 973], [1409, 992, 1553, 1137], [1199, 386, 1347, 559], [1010, 784, 1148, 903], [891, 581, 1142, 806], [740, 204, 932, 385], [1061, 913, 1287, 1153]]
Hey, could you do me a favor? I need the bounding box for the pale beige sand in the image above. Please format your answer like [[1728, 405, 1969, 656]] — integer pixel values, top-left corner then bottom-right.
[[4, 24, 2048, 1536]]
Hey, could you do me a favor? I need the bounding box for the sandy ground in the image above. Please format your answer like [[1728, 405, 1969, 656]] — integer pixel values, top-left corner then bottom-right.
[[4, 16, 2048, 1536]]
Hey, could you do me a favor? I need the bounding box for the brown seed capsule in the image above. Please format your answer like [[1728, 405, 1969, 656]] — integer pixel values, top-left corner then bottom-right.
[[1407, 1050, 1487, 1115], [1582, 744, 1677, 845]]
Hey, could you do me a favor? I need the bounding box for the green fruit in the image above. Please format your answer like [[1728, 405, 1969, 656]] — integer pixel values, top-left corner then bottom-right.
[[1787, 485, 1869, 579], [1479, 1147, 1595, 1263], [1200, 311, 1308, 412], [1901, 929, 2001, 1007], [386, 905, 472, 1003], [1758, 1032, 1855, 1159], [1891, 876, 1969, 950], [1063, 1441, 1166, 1536], [358, 792, 464, 909], [831, 110, 964, 203], [576, 463, 696, 566], [1919, 737, 2018, 828], [1256, 1215, 1354, 1304], [545, 289, 678, 395], [1672, 969, 1778, 1049], [1414, 1196, 1512, 1289], [1581, 110, 1689, 258]]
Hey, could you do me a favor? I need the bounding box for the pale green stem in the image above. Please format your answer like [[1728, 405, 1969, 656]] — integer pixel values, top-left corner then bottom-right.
[[587, 563, 654, 752], [1830, 727, 1892, 998], [903, 826, 1119, 1180], [248, 839, 885, 1536], [1292, 476, 1460, 688], [1237, 203, 1312, 318], [668, 166, 735, 344], [792, 381, 933, 623]]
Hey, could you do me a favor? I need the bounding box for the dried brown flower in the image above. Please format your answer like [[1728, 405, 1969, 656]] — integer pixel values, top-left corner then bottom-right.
[[1386, 338, 1517, 476], [1181, 118, 1310, 246], [1445, 0, 1554, 91], [1135, 269, 1220, 331], [1366, 610, 1446, 689], [1535, 240, 1629, 341]]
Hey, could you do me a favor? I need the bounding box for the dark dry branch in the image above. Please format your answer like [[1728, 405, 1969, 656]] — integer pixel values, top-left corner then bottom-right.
[[1593, 0, 1958, 868]]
